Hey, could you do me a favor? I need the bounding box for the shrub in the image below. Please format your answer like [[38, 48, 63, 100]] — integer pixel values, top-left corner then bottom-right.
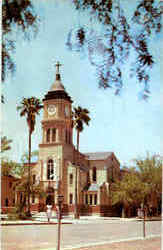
[[8, 204, 29, 220]]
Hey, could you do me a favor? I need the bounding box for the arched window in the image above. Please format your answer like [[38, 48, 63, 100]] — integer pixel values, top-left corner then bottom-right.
[[69, 174, 73, 185], [52, 128, 56, 142], [69, 194, 73, 204], [47, 128, 50, 142], [92, 167, 97, 182], [47, 159, 54, 180], [90, 194, 92, 205]]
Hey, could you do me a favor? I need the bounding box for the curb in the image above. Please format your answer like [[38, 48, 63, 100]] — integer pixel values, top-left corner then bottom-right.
[[1, 217, 161, 226], [1, 222, 72, 226]]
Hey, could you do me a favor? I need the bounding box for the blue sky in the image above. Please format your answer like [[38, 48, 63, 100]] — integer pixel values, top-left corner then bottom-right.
[[2, 0, 162, 166]]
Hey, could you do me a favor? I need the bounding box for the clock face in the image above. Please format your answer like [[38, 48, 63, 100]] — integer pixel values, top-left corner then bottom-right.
[[65, 106, 69, 116], [48, 105, 56, 116]]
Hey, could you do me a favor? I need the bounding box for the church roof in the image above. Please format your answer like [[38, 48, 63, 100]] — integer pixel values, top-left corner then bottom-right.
[[43, 89, 73, 102], [84, 152, 113, 160]]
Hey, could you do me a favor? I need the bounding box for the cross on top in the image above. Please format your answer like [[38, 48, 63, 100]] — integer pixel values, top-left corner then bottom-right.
[[55, 61, 62, 74]]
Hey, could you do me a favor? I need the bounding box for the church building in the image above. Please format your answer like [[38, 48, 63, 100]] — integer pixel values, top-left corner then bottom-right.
[[18, 63, 121, 216]]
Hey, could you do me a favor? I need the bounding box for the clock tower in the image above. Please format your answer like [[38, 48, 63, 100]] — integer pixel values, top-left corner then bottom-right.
[[38, 62, 73, 206]]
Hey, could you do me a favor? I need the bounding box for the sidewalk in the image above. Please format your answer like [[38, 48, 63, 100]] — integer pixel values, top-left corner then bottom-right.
[[74, 237, 161, 250], [1, 215, 162, 226], [39, 237, 161, 250]]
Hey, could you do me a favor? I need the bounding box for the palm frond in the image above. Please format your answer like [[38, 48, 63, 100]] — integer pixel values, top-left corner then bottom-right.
[[1, 136, 12, 153], [17, 97, 43, 132]]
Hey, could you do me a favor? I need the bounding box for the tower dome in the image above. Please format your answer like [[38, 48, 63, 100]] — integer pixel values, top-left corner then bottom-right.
[[43, 62, 73, 103], [50, 80, 65, 92], [50, 62, 65, 92]]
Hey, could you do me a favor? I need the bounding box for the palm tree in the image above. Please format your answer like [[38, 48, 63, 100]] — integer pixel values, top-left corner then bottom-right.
[[1, 136, 12, 153], [72, 106, 91, 219], [17, 97, 43, 216]]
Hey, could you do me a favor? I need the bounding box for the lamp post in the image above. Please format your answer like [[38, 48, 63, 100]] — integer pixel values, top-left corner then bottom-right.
[[73, 146, 80, 219], [75, 164, 78, 219], [143, 205, 146, 238], [141, 203, 146, 238], [72, 161, 80, 219], [57, 194, 64, 250], [55, 156, 64, 250]]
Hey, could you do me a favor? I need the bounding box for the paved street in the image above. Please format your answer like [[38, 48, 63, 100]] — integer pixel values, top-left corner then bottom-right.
[[1, 220, 161, 250]]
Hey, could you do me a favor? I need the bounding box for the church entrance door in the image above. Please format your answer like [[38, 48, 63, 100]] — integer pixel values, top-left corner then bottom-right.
[[46, 187, 55, 205], [46, 195, 54, 205]]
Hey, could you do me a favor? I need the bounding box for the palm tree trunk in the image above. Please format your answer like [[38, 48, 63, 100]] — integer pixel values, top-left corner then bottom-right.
[[74, 131, 80, 219], [77, 131, 79, 153], [27, 130, 31, 216]]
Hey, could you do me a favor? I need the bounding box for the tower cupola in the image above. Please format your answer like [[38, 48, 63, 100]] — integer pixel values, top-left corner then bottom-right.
[[41, 62, 73, 146], [43, 62, 72, 103]]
